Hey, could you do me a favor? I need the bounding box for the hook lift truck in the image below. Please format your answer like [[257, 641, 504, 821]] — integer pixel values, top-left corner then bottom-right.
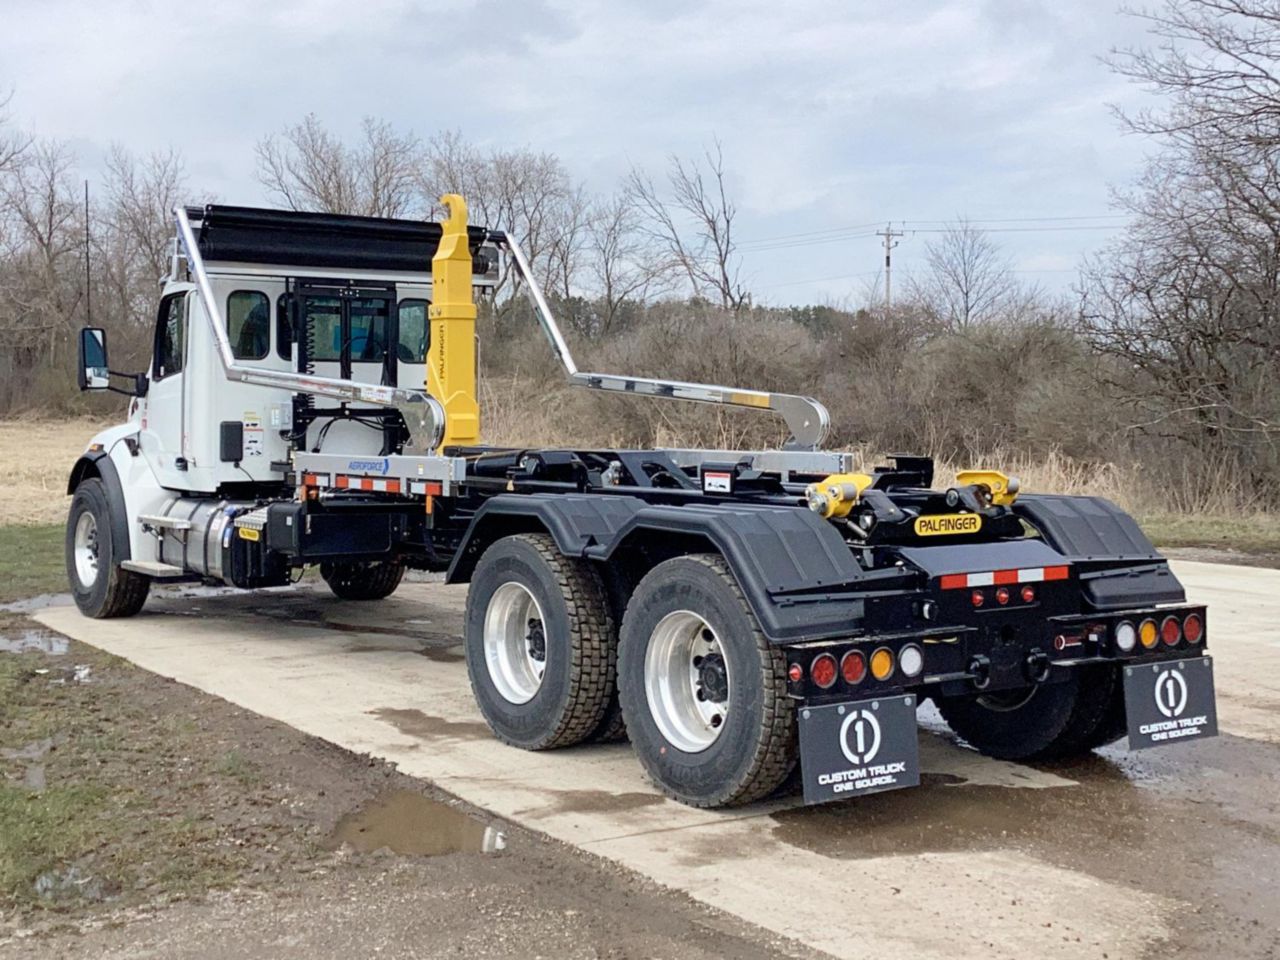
[[65, 196, 1217, 807]]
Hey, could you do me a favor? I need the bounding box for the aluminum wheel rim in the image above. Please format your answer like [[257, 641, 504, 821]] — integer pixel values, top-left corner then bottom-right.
[[644, 610, 730, 753], [483, 582, 547, 704], [73, 511, 100, 587]]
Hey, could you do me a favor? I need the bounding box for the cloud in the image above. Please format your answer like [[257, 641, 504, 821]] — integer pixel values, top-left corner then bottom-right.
[[0, 0, 1157, 303]]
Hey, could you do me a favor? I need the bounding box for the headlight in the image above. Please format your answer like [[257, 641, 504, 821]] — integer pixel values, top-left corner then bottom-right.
[[1114, 621, 1137, 653]]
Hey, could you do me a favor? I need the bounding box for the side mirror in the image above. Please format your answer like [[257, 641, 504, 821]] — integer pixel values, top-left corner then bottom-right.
[[78, 327, 110, 391]]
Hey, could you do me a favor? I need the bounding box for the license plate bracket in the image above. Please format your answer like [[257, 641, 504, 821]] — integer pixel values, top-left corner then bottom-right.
[[1123, 655, 1218, 750], [798, 694, 920, 805]]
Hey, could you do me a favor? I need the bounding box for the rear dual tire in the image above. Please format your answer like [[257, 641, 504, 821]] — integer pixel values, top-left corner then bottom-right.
[[618, 555, 796, 807], [464, 534, 616, 750], [936, 663, 1126, 761]]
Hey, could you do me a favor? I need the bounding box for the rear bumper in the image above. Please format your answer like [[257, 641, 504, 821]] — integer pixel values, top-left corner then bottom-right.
[[786, 603, 1208, 705]]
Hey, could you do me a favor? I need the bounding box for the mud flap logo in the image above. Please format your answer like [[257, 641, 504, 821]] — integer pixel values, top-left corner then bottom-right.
[[839, 710, 881, 765], [798, 696, 920, 805], [1124, 656, 1218, 750], [1154, 669, 1188, 718]]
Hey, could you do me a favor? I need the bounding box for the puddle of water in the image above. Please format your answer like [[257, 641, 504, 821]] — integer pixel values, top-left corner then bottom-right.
[[0, 631, 69, 655], [326, 789, 506, 857], [0, 594, 72, 614], [371, 707, 489, 741]]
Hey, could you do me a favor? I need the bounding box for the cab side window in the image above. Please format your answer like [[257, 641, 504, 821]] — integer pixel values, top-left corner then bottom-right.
[[228, 291, 270, 360], [153, 292, 186, 381], [397, 299, 429, 362]]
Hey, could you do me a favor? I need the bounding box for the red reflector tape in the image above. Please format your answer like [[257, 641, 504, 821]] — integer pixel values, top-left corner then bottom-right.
[[940, 565, 1071, 590]]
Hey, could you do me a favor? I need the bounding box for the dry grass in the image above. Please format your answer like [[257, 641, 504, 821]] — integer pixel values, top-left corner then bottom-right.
[[0, 420, 113, 526], [8, 408, 1279, 556]]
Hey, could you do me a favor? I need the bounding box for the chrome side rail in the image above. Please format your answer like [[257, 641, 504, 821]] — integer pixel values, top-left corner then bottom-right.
[[496, 231, 831, 450], [174, 206, 445, 453]]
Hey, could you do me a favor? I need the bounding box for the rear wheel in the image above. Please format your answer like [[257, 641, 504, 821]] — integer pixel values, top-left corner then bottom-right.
[[66, 478, 150, 619], [936, 664, 1126, 761], [464, 534, 615, 750], [320, 560, 404, 601], [617, 554, 795, 807]]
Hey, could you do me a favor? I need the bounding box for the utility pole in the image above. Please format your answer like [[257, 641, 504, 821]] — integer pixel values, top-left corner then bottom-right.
[[876, 223, 903, 308]]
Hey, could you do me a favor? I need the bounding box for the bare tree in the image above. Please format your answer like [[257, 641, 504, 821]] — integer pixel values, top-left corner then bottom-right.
[[420, 130, 584, 311], [1083, 0, 1280, 496], [911, 219, 1018, 330], [96, 146, 191, 363], [625, 140, 748, 311], [256, 115, 421, 218], [0, 90, 29, 181], [584, 192, 673, 336], [1109, 0, 1280, 155], [0, 139, 84, 397]]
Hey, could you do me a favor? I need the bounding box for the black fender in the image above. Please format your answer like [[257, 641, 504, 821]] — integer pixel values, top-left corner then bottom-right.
[[67, 451, 132, 562], [447, 493, 883, 643], [1015, 494, 1184, 609]]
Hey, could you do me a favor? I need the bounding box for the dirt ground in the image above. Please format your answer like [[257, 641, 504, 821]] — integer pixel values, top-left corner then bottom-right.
[[0, 613, 811, 959]]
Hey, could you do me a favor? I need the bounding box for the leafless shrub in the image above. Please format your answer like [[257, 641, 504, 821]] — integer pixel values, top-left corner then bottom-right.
[[256, 115, 421, 218]]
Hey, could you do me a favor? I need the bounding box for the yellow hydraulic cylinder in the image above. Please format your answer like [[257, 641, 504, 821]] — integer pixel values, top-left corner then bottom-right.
[[427, 194, 480, 449]]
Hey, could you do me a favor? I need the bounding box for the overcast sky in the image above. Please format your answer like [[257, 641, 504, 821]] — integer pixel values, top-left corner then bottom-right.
[[1, 0, 1158, 305]]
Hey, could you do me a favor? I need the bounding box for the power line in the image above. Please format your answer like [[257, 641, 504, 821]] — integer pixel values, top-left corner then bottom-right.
[[738, 213, 1127, 251]]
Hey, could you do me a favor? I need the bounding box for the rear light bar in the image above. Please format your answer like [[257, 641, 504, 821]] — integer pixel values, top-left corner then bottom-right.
[[1116, 611, 1204, 654], [940, 565, 1069, 591]]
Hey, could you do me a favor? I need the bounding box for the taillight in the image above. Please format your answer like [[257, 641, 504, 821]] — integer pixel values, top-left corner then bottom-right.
[[811, 653, 837, 688], [971, 590, 985, 608], [870, 647, 895, 681], [788, 662, 804, 683], [1114, 621, 1137, 653], [899, 644, 924, 678], [841, 650, 867, 684], [1021, 585, 1036, 603], [1183, 613, 1204, 644], [1160, 616, 1182, 646], [1139, 619, 1159, 649], [995, 587, 1010, 605]]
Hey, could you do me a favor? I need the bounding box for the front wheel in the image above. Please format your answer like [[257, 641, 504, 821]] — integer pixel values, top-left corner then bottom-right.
[[936, 664, 1126, 761], [617, 554, 796, 808], [66, 478, 150, 619]]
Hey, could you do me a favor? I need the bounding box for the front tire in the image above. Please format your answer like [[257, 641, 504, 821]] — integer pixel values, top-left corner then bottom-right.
[[936, 664, 1126, 761], [66, 478, 150, 619], [320, 560, 404, 601], [617, 554, 796, 808], [464, 534, 615, 750]]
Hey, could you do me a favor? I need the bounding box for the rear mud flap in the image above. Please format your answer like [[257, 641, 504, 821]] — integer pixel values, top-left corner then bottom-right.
[[1123, 656, 1218, 750], [798, 695, 920, 805]]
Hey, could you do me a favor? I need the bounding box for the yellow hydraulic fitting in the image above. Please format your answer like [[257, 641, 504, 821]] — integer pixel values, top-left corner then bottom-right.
[[428, 194, 480, 450], [805, 472, 874, 519], [955, 469, 1021, 506]]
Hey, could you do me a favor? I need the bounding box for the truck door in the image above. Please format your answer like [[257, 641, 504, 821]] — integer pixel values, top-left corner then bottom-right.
[[140, 290, 191, 485]]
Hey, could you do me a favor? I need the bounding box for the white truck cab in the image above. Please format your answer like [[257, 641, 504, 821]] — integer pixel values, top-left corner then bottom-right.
[[69, 203, 494, 595]]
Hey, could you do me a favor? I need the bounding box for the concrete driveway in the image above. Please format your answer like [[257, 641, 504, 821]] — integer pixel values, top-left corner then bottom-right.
[[35, 559, 1280, 959]]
